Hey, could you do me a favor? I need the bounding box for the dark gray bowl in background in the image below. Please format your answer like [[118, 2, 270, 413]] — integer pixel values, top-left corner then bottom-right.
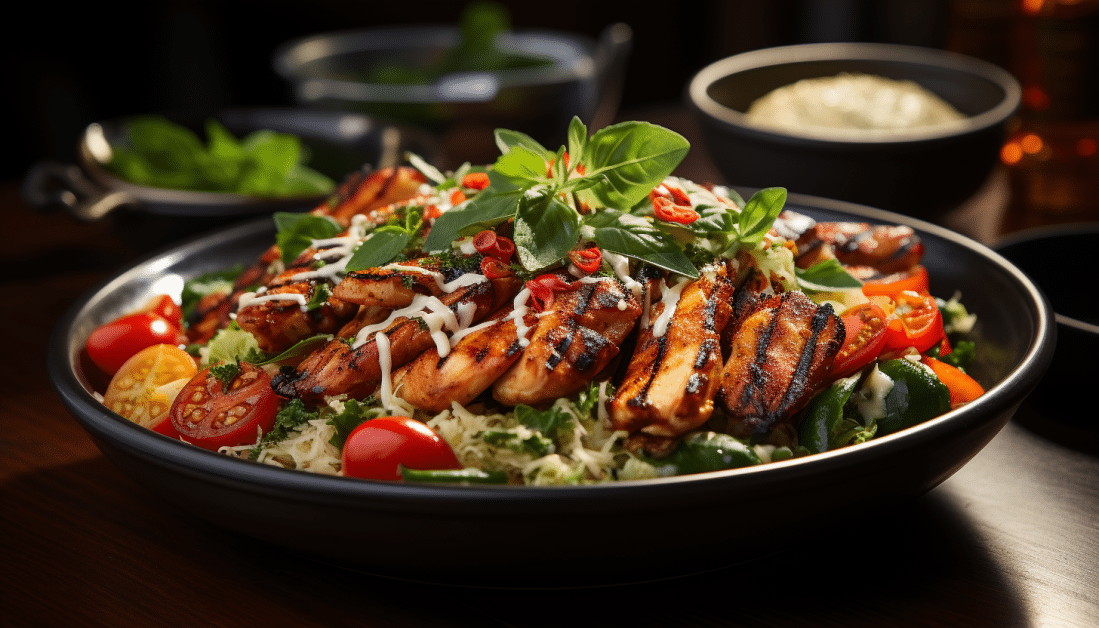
[[686, 43, 1021, 221], [48, 194, 1054, 587], [273, 24, 631, 168], [995, 223, 1098, 413]]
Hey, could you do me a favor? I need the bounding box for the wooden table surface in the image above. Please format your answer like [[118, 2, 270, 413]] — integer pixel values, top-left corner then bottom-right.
[[3, 109, 1098, 627]]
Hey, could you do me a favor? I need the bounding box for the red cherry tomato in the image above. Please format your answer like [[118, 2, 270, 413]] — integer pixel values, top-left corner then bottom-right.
[[138, 294, 184, 327], [341, 416, 461, 481], [861, 265, 930, 298], [832, 302, 889, 377], [169, 363, 280, 451], [102, 344, 198, 437], [86, 310, 188, 377], [881, 292, 946, 354]]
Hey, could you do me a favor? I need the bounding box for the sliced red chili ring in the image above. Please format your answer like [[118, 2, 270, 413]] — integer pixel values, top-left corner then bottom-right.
[[652, 196, 700, 224], [461, 172, 490, 190], [473, 230, 497, 254], [525, 274, 572, 311], [568, 247, 602, 273], [489, 236, 515, 261], [480, 256, 513, 279]]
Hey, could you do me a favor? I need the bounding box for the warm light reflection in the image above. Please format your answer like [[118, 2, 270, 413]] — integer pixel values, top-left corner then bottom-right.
[[1021, 133, 1045, 154], [1077, 138, 1098, 157], [1023, 85, 1050, 111], [1001, 142, 1023, 165], [1021, 0, 1047, 15]]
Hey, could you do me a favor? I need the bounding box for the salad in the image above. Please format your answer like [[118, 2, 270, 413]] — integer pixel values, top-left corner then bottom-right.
[[86, 117, 984, 485]]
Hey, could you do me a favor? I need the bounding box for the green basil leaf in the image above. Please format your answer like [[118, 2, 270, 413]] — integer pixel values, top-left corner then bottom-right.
[[686, 205, 736, 235], [344, 228, 413, 272], [514, 403, 573, 437], [256, 334, 334, 367], [242, 129, 301, 179], [738, 187, 787, 245], [587, 209, 699, 278], [579, 121, 690, 209], [421, 181, 523, 252], [513, 192, 579, 271], [566, 116, 587, 171], [795, 259, 863, 292], [494, 128, 553, 159], [405, 151, 447, 184], [493, 145, 550, 188], [274, 212, 343, 266]]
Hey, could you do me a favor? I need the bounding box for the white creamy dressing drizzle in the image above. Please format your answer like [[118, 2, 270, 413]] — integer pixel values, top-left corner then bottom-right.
[[650, 276, 689, 338], [745, 72, 966, 138], [601, 251, 643, 298]]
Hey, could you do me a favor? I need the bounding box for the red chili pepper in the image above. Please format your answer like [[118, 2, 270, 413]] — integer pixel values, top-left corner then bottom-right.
[[424, 205, 443, 221], [490, 236, 515, 261], [461, 172, 490, 190], [664, 184, 692, 206], [652, 195, 699, 224], [480, 256, 513, 279], [568, 247, 602, 274], [473, 230, 497, 255], [525, 273, 572, 311], [450, 189, 467, 206]]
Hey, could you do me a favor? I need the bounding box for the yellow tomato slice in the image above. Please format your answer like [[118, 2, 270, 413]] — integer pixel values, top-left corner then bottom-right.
[[103, 344, 198, 434]]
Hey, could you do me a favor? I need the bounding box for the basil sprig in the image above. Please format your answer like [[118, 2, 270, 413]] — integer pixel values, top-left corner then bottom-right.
[[423, 117, 692, 272]]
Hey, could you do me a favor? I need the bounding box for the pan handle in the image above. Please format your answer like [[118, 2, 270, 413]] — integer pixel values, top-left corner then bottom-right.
[[22, 160, 137, 222]]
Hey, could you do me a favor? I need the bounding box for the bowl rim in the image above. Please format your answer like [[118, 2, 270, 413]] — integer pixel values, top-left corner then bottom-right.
[[47, 192, 1055, 513], [994, 221, 1099, 335], [271, 24, 596, 101], [687, 42, 1022, 146]]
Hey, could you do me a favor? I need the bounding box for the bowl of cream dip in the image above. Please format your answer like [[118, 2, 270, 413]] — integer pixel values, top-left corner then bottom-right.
[[686, 43, 1020, 220]]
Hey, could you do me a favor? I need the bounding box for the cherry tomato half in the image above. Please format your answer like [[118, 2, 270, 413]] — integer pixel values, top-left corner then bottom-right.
[[169, 363, 280, 451], [881, 292, 946, 354], [102, 344, 198, 437], [832, 302, 889, 378], [86, 310, 188, 377], [341, 416, 461, 481]]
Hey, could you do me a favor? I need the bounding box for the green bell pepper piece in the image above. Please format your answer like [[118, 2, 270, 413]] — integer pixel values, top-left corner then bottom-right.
[[798, 374, 861, 454], [874, 358, 951, 435], [647, 431, 762, 476]]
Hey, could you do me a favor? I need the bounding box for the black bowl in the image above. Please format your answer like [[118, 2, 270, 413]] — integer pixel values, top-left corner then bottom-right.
[[995, 223, 1098, 412], [48, 194, 1054, 587], [22, 108, 437, 249], [686, 43, 1021, 221]]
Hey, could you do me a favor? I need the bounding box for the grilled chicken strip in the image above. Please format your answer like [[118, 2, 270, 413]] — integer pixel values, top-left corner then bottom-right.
[[333, 256, 476, 309], [234, 268, 359, 354], [392, 302, 537, 413], [782, 211, 924, 274], [492, 278, 641, 406], [718, 290, 844, 439], [186, 167, 426, 344], [610, 268, 736, 438], [277, 276, 522, 405]]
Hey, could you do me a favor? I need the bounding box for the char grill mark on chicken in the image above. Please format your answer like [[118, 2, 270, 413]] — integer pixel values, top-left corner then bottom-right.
[[717, 290, 844, 439], [610, 268, 736, 438], [781, 210, 924, 274], [492, 278, 641, 407]]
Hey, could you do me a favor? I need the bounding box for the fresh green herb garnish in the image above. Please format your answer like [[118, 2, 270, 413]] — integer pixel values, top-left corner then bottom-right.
[[327, 397, 383, 449], [180, 264, 246, 320], [274, 212, 343, 267], [249, 399, 318, 459], [795, 258, 863, 293], [209, 361, 242, 390], [108, 116, 335, 196]]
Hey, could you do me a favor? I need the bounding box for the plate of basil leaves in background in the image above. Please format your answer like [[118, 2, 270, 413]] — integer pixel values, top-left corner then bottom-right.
[[22, 108, 437, 249]]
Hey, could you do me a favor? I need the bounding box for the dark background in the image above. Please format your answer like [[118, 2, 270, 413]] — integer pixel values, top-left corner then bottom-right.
[[7, 0, 955, 184]]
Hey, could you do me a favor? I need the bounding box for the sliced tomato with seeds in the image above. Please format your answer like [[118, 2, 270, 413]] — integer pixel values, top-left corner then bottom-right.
[[169, 363, 280, 451], [881, 292, 946, 354], [831, 302, 890, 377], [102, 344, 197, 437]]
